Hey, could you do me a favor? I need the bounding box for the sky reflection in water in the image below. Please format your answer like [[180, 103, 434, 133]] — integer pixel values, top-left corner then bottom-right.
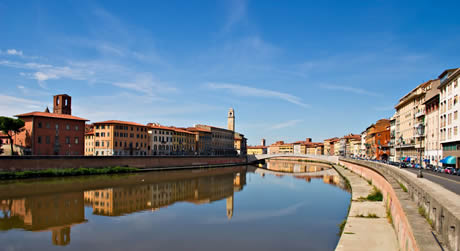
[[0, 161, 350, 251]]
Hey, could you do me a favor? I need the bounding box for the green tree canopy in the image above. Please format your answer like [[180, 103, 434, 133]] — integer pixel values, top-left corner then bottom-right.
[[0, 116, 25, 155]]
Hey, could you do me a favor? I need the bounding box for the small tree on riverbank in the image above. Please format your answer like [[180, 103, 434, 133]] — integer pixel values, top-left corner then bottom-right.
[[0, 117, 24, 155]]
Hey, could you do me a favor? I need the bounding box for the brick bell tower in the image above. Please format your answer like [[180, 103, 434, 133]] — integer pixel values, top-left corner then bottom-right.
[[53, 94, 71, 115]]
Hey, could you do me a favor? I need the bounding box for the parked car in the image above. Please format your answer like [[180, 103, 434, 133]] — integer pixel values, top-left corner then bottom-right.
[[400, 163, 407, 168], [445, 167, 454, 174]]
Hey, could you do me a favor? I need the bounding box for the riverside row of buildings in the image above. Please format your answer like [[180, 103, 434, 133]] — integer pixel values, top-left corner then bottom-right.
[[389, 67, 460, 168], [3, 94, 247, 157]]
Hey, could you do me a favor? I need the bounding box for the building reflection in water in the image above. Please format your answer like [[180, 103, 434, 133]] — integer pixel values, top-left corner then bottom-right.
[[0, 169, 246, 247], [0, 162, 347, 247], [261, 159, 349, 191], [84, 172, 246, 219], [0, 192, 86, 246]]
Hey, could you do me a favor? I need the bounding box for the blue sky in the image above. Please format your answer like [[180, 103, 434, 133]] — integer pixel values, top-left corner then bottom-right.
[[1, 0, 459, 145]]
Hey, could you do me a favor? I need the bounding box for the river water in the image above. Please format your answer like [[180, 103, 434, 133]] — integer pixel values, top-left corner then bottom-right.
[[0, 159, 350, 251]]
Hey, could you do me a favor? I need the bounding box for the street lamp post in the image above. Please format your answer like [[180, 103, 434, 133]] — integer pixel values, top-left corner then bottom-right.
[[417, 124, 424, 178], [399, 136, 403, 169]]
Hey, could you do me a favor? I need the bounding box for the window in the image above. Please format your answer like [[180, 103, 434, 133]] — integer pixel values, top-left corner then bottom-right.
[[75, 137, 79, 144], [96, 141, 100, 147], [96, 125, 99, 129], [102, 141, 104, 147], [65, 137, 70, 144], [137, 134, 139, 138], [101, 125, 105, 129], [46, 136, 50, 144], [455, 111, 458, 120], [101, 132, 105, 137], [38, 122, 42, 128], [46, 122, 50, 128], [455, 127, 458, 136], [96, 132, 100, 137], [56, 124, 59, 129], [75, 125, 79, 131], [130, 133, 134, 138], [131, 127, 133, 131], [115, 141, 118, 147], [66, 124, 70, 130], [38, 136, 42, 144]]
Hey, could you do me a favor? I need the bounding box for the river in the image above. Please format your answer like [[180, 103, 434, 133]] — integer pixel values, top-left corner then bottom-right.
[[0, 159, 350, 251]]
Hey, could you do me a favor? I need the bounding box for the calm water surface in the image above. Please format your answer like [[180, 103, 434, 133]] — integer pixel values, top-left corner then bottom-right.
[[0, 160, 350, 251]]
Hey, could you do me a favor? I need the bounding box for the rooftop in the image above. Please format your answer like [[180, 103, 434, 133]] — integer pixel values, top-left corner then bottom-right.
[[15, 112, 88, 121], [93, 120, 147, 127]]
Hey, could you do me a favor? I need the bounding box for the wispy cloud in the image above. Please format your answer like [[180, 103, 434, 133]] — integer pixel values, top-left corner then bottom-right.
[[205, 82, 310, 108], [222, 0, 247, 34], [268, 119, 303, 130], [204, 202, 305, 224], [0, 95, 44, 116], [320, 84, 382, 97], [112, 73, 177, 99]]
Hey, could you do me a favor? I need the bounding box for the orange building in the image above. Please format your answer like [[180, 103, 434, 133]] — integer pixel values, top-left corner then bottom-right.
[[323, 137, 339, 156], [92, 120, 149, 156], [365, 119, 391, 160], [13, 94, 88, 155]]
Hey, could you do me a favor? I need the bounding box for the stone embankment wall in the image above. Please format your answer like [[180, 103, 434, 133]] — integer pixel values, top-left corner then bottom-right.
[[340, 159, 443, 251], [0, 155, 247, 171]]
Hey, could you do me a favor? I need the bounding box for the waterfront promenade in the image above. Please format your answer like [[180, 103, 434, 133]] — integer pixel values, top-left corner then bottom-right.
[[334, 164, 398, 251]]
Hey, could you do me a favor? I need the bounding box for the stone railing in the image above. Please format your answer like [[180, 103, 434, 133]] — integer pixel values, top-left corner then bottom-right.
[[247, 154, 339, 164], [341, 158, 459, 251]]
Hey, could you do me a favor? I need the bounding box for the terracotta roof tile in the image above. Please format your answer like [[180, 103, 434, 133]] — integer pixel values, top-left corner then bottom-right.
[[93, 120, 147, 127], [15, 112, 88, 121]]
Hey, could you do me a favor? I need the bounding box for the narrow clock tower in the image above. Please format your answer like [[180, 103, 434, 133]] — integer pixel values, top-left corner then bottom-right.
[[228, 108, 235, 131]]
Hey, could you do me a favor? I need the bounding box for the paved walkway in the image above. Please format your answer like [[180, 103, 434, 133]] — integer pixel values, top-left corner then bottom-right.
[[334, 165, 399, 251]]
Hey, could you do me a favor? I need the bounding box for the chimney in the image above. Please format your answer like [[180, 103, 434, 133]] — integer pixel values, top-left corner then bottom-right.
[[261, 139, 266, 146], [306, 138, 312, 143]]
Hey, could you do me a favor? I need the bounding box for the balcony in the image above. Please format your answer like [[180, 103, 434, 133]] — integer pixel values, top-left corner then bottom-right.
[[415, 109, 425, 118]]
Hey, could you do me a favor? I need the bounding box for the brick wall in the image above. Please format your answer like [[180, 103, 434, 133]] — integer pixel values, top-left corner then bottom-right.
[[0, 156, 247, 171]]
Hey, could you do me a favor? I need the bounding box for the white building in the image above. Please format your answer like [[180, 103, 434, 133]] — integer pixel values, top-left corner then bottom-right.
[[147, 124, 173, 155], [439, 68, 460, 168]]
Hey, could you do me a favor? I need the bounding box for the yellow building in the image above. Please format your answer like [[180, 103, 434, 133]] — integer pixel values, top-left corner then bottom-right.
[[247, 146, 267, 155], [170, 127, 196, 155], [92, 120, 149, 156], [84, 130, 94, 156]]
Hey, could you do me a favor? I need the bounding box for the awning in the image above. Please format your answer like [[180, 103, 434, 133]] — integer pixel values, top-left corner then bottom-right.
[[440, 156, 456, 165], [404, 157, 411, 162], [424, 159, 430, 163]]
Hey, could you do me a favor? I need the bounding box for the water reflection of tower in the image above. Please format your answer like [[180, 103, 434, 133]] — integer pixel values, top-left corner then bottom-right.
[[226, 195, 233, 219]]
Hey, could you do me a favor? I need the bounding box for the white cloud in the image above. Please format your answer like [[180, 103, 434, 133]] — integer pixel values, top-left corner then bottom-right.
[[205, 82, 310, 108], [320, 84, 382, 97], [268, 119, 303, 130], [6, 49, 23, 56]]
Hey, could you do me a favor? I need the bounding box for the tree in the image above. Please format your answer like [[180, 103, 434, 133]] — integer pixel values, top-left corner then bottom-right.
[[0, 117, 25, 155]]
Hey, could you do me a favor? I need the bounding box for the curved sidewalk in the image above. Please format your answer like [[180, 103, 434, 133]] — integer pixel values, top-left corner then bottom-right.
[[334, 165, 398, 251]]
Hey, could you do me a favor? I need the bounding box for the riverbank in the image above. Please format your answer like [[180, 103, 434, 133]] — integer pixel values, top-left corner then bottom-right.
[[0, 155, 247, 172], [0, 161, 247, 180], [333, 164, 398, 251]]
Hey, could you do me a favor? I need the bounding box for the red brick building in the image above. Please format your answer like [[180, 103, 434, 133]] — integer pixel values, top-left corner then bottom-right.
[[13, 94, 88, 155], [365, 119, 391, 160]]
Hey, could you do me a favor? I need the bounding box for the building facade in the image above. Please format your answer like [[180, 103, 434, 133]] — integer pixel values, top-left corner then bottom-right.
[[424, 79, 442, 166], [84, 130, 95, 156], [195, 125, 235, 155], [395, 81, 432, 163], [13, 94, 87, 155], [92, 120, 149, 156], [147, 124, 174, 155], [365, 119, 391, 160], [439, 68, 460, 168], [186, 127, 212, 155]]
